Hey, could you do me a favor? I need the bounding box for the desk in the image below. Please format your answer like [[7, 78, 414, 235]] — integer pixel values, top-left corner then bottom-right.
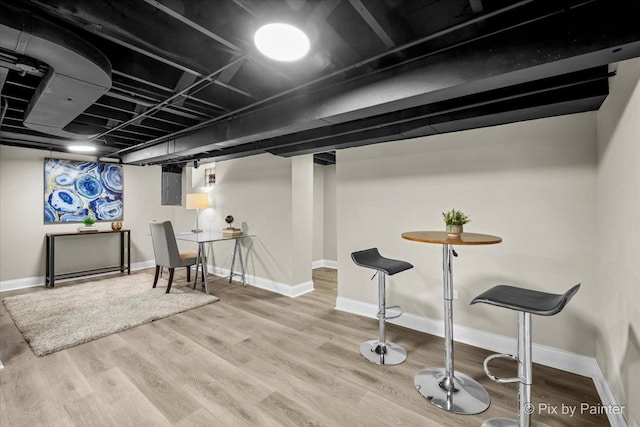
[[402, 231, 501, 415], [175, 231, 253, 295], [45, 229, 131, 287]]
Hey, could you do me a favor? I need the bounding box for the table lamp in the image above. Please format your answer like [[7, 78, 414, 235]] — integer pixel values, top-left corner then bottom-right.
[[186, 193, 208, 233]]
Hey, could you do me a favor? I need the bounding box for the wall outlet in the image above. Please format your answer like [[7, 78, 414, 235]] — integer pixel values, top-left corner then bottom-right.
[[452, 290, 459, 300]]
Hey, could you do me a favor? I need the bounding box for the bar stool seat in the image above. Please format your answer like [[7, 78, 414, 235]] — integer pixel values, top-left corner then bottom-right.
[[351, 248, 413, 365], [472, 284, 578, 316], [471, 283, 580, 427], [352, 249, 413, 276]]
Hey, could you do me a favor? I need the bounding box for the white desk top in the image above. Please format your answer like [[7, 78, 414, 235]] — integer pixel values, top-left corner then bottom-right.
[[175, 231, 253, 243]]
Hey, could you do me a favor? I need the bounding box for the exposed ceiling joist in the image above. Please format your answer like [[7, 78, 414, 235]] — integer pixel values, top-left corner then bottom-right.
[[141, 0, 243, 53], [348, 0, 395, 48]]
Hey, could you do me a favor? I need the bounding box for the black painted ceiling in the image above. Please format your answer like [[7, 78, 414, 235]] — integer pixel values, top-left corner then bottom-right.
[[1, 0, 639, 167]]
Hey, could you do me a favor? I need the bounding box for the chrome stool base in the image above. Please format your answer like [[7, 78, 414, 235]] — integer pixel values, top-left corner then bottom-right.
[[414, 367, 490, 415], [481, 418, 517, 427], [360, 340, 407, 365]]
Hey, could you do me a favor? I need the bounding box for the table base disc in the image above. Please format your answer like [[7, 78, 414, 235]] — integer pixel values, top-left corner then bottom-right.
[[360, 340, 407, 365], [414, 367, 490, 415], [481, 419, 518, 427]]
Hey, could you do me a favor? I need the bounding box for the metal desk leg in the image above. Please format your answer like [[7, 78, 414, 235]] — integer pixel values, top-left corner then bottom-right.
[[200, 242, 209, 295], [229, 238, 238, 283], [237, 239, 246, 286], [228, 238, 246, 286], [414, 244, 490, 415]]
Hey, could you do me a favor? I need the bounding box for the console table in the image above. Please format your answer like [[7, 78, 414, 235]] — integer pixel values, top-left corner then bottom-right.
[[45, 229, 131, 287]]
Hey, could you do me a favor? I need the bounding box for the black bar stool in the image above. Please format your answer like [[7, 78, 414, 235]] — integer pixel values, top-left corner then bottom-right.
[[470, 283, 581, 427], [351, 248, 413, 365]]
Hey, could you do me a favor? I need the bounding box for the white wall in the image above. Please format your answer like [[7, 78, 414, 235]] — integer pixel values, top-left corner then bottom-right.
[[337, 112, 598, 356], [291, 155, 313, 284], [323, 164, 337, 262], [313, 164, 325, 262], [199, 154, 312, 287], [0, 145, 180, 285], [597, 57, 640, 426]]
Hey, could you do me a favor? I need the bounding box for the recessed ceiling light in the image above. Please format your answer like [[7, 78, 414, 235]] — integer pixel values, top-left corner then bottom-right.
[[254, 23, 310, 62], [68, 144, 96, 153]]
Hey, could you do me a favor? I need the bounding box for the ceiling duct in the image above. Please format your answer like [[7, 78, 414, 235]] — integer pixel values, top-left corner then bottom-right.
[[0, 5, 111, 138]]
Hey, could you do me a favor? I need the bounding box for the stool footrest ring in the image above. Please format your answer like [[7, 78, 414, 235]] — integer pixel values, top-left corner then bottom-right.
[[378, 305, 403, 320], [484, 353, 521, 384]]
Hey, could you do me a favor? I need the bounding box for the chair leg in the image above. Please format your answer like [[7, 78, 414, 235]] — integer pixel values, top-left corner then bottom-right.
[[186, 266, 191, 282], [518, 312, 533, 427], [166, 268, 175, 293], [359, 272, 407, 365], [153, 265, 160, 288]]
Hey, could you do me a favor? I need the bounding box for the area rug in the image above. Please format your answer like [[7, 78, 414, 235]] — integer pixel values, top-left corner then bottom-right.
[[2, 273, 218, 356]]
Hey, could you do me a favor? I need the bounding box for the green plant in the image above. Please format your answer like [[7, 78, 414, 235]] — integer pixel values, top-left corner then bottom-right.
[[82, 217, 96, 226], [442, 209, 470, 226]]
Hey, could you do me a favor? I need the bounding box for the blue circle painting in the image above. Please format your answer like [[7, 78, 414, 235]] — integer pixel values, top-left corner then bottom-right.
[[44, 159, 124, 223]]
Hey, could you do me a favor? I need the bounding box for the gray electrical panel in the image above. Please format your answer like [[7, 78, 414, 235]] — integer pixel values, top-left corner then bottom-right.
[[161, 166, 182, 205]]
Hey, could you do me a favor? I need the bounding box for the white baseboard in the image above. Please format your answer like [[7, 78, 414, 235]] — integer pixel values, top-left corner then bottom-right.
[[312, 259, 338, 269], [207, 265, 314, 298], [1, 261, 315, 299], [0, 260, 156, 292], [591, 362, 629, 427], [335, 296, 627, 426]]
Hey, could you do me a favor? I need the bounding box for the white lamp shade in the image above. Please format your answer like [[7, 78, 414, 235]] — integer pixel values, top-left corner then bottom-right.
[[186, 193, 208, 209]]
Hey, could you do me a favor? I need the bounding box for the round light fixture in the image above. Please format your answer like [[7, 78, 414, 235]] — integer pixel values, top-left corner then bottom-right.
[[68, 144, 96, 153], [254, 23, 310, 62]]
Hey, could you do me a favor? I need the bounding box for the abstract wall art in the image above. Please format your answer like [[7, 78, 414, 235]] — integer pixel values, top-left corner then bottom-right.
[[44, 158, 124, 223]]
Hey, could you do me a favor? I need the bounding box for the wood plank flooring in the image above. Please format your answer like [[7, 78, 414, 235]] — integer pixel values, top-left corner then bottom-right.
[[0, 268, 608, 426]]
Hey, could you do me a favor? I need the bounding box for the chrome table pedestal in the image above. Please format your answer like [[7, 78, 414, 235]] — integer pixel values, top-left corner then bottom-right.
[[414, 244, 490, 415]]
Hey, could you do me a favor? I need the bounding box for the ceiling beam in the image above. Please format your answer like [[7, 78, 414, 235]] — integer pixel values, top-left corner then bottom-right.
[[0, 67, 8, 94], [121, 0, 640, 165], [91, 56, 246, 142], [116, 0, 540, 157], [141, 0, 243, 53], [469, 0, 484, 14], [347, 0, 395, 48], [29, 0, 255, 100]]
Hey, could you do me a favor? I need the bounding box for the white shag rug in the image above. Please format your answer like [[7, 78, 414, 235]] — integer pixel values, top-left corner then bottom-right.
[[2, 273, 218, 356]]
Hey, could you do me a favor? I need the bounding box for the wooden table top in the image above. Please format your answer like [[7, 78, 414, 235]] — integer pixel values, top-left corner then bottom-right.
[[401, 231, 502, 245]]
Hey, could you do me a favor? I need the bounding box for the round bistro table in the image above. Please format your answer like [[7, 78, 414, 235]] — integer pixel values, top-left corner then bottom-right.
[[401, 231, 502, 415]]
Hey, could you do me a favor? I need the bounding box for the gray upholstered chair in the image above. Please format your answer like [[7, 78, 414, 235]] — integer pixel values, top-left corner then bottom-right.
[[149, 221, 198, 293]]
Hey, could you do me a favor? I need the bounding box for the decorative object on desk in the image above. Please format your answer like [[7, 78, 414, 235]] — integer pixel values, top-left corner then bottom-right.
[[442, 209, 470, 237], [186, 193, 209, 233], [77, 216, 98, 232], [2, 272, 218, 357], [44, 158, 123, 223], [223, 214, 242, 237], [111, 221, 123, 231]]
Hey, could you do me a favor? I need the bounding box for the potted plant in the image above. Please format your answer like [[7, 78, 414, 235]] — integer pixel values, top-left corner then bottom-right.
[[78, 216, 97, 232], [442, 209, 470, 237]]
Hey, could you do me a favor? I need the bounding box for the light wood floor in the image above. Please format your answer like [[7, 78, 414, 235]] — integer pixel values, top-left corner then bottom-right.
[[1, 268, 607, 426]]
